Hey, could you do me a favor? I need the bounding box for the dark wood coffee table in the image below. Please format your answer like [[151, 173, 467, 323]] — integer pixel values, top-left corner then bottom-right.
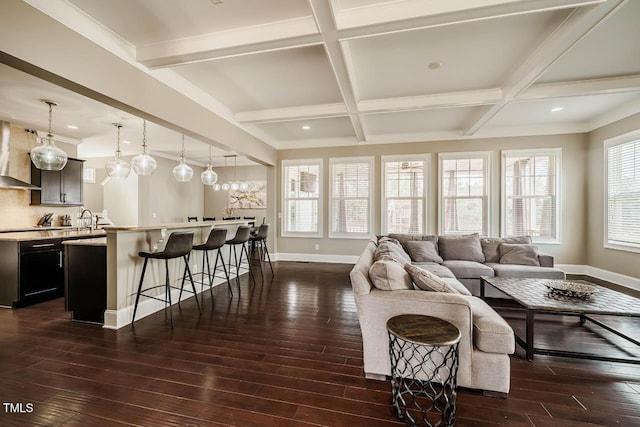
[[480, 276, 640, 364]]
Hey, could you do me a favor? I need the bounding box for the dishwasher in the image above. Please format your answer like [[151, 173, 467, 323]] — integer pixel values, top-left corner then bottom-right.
[[19, 239, 64, 305]]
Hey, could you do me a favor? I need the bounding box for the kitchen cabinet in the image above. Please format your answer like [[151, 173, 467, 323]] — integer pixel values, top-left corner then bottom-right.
[[64, 239, 106, 323], [30, 158, 84, 206]]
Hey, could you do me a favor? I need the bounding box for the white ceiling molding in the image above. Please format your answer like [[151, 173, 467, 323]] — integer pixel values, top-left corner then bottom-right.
[[308, 0, 366, 142], [463, 0, 626, 136], [236, 103, 348, 123], [137, 17, 322, 68], [520, 75, 640, 99], [358, 89, 503, 114], [587, 92, 640, 131]]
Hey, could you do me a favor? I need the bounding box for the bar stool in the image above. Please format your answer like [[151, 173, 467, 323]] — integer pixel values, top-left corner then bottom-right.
[[132, 231, 201, 328], [225, 225, 255, 289], [249, 223, 274, 281], [186, 228, 233, 303]]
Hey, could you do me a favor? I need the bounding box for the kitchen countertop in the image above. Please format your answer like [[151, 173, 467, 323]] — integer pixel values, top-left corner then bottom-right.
[[62, 237, 107, 246], [0, 226, 81, 233], [102, 220, 247, 232], [0, 229, 106, 242]]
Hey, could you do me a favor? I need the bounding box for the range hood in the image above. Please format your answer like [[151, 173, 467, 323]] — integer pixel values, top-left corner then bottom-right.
[[0, 121, 40, 190]]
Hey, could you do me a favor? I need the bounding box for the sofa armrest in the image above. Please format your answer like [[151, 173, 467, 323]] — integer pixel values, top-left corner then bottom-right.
[[537, 251, 554, 267]]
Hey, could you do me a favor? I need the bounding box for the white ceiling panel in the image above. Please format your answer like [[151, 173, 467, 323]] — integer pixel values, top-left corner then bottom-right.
[[485, 92, 640, 129], [362, 107, 479, 135], [68, 0, 312, 46], [252, 116, 356, 141], [538, 0, 640, 84], [172, 45, 343, 112], [347, 10, 570, 100]]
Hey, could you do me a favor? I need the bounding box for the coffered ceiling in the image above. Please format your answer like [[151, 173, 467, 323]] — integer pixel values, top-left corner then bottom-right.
[[4, 0, 640, 158]]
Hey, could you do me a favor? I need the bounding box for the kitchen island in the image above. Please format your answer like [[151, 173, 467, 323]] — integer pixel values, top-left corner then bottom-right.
[[102, 220, 247, 329]]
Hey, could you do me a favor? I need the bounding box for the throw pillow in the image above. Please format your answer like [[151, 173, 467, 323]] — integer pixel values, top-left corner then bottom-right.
[[481, 236, 532, 263], [374, 242, 411, 265], [405, 240, 443, 263], [388, 233, 438, 254], [437, 233, 485, 262], [369, 259, 413, 291], [378, 236, 402, 246], [499, 243, 540, 266], [404, 264, 460, 293]]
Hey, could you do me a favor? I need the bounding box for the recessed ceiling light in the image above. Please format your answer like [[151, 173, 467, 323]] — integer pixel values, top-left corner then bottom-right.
[[428, 62, 441, 70], [122, 140, 131, 144], [67, 125, 78, 129], [302, 125, 311, 130], [551, 107, 564, 112]]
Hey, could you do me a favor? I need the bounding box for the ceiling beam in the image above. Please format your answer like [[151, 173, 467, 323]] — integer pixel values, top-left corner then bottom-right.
[[463, 0, 627, 135], [359, 89, 503, 114], [520, 75, 640, 99], [336, 0, 605, 39], [137, 17, 322, 68], [236, 103, 348, 124], [308, 0, 366, 143]]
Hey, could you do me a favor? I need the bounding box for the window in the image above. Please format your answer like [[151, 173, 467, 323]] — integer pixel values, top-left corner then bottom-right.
[[281, 159, 322, 237], [439, 152, 490, 236], [329, 157, 374, 238], [605, 130, 640, 253], [502, 148, 561, 243], [382, 155, 429, 234]]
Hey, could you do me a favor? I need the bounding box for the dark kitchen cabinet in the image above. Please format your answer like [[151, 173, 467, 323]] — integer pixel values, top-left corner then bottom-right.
[[31, 158, 84, 206], [19, 241, 64, 305]]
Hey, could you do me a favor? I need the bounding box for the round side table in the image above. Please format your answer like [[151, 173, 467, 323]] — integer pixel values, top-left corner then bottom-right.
[[387, 314, 461, 427]]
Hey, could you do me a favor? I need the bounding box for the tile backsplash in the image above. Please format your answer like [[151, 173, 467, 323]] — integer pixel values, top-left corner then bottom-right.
[[0, 124, 80, 228]]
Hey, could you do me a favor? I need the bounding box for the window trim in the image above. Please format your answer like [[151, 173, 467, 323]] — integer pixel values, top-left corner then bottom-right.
[[438, 151, 491, 236], [280, 158, 323, 238], [603, 129, 640, 254], [381, 154, 430, 235], [501, 148, 562, 244], [329, 156, 374, 239]]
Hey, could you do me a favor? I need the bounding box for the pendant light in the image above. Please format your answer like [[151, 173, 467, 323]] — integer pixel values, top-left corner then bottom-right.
[[105, 123, 132, 179], [221, 156, 230, 191], [30, 100, 68, 171], [229, 155, 240, 191], [200, 145, 218, 186], [173, 135, 194, 182], [131, 119, 157, 175]]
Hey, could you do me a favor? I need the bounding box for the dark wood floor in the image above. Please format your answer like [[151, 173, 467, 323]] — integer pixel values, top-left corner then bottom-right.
[[1, 261, 639, 426]]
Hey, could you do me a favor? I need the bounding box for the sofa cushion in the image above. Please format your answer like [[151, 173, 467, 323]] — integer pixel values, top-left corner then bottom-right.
[[411, 262, 456, 279], [405, 240, 443, 263], [374, 242, 411, 265], [438, 233, 485, 262], [467, 297, 515, 354], [442, 260, 494, 279], [378, 236, 402, 247], [499, 243, 540, 266], [441, 278, 472, 296], [369, 259, 413, 290], [481, 236, 532, 263], [388, 233, 438, 254], [404, 264, 460, 293], [485, 263, 565, 279]]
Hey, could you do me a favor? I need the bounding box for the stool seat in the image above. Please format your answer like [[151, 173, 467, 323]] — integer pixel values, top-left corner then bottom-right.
[[188, 228, 233, 301], [193, 228, 227, 251], [224, 225, 255, 290]]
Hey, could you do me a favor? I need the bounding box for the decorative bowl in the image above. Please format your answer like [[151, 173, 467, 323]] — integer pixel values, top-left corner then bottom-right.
[[545, 280, 598, 300]]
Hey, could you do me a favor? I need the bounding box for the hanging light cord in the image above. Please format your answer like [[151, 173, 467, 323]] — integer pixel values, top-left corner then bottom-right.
[[46, 102, 53, 142], [142, 120, 148, 154], [208, 145, 212, 167], [181, 135, 186, 161], [116, 124, 122, 158]]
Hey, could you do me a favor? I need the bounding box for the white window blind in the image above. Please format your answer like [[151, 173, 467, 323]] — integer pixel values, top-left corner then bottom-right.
[[329, 157, 373, 238], [282, 159, 322, 237], [606, 134, 640, 252], [382, 155, 428, 234], [502, 149, 561, 242], [439, 152, 490, 236]]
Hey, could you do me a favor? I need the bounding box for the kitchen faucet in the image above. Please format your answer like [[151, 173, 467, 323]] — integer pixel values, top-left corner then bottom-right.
[[79, 208, 94, 230]]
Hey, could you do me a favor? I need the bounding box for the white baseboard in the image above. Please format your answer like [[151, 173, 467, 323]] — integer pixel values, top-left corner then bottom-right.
[[556, 264, 639, 292], [275, 252, 358, 264]]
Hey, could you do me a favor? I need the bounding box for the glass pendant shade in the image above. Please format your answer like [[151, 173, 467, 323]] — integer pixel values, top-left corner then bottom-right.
[[132, 119, 157, 175], [31, 100, 68, 171], [105, 123, 131, 179], [212, 183, 221, 191], [230, 181, 240, 191], [173, 161, 194, 182], [221, 182, 230, 191], [239, 181, 249, 191], [201, 166, 218, 186]]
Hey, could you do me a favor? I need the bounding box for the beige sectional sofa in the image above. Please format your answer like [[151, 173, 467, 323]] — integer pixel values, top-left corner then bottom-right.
[[349, 234, 564, 395]]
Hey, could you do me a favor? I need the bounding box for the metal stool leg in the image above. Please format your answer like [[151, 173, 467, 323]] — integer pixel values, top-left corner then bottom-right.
[[263, 240, 274, 276], [132, 258, 148, 325], [241, 242, 256, 284], [184, 255, 201, 313], [165, 259, 173, 328], [217, 248, 234, 297]]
